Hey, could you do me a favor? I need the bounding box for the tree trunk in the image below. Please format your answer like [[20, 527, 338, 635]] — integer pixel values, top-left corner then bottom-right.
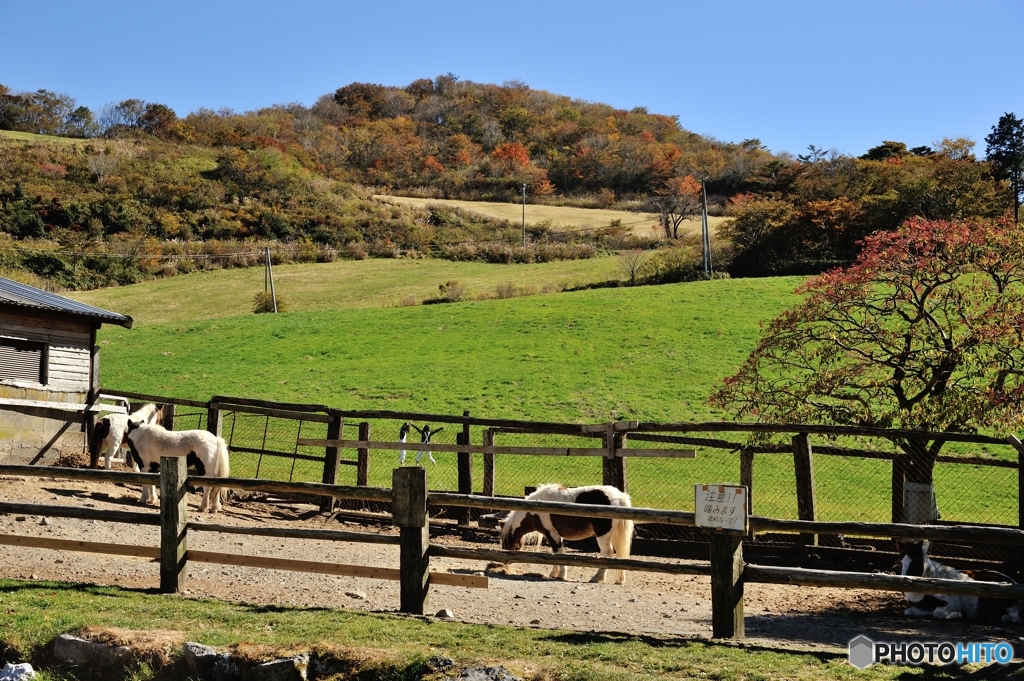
[[897, 438, 943, 524]]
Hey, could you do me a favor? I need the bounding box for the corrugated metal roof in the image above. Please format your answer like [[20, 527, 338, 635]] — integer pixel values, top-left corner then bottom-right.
[[0, 277, 133, 328]]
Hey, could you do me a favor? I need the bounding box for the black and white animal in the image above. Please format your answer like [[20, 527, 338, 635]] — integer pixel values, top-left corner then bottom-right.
[[898, 540, 1021, 623], [405, 423, 443, 465], [125, 421, 230, 513], [500, 483, 634, 584], [89, 403, 163, 469]]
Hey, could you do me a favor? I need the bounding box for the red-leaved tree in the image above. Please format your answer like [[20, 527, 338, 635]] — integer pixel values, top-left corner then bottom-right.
[[711, 217, 1024, 522]]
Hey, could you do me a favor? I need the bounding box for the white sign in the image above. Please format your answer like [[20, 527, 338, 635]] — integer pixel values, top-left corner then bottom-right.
[[695, 484, 748, 533]]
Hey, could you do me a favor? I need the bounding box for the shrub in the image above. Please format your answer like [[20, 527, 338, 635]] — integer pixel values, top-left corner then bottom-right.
[[438, 280, 466, 303], [495, 281, 517, 299], [253, 291, 287, 313]]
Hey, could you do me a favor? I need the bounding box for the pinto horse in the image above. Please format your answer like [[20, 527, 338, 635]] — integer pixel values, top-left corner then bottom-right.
[[898, 540, 1021, 623], [500, 483, 634, 584], [125, 421, 231, 513], [89, 403, 163, 469]]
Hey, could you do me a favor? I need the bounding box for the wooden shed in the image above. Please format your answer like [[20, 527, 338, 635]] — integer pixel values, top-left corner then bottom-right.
[[0, 277, 132, 464]]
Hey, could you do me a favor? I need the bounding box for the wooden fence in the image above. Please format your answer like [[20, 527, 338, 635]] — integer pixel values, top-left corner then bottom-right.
[[94, 392, 1024, 567], [5, 462, 1024, 640]]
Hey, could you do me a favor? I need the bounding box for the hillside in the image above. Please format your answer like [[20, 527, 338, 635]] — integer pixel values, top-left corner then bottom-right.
[[89, 274, 804, 423]]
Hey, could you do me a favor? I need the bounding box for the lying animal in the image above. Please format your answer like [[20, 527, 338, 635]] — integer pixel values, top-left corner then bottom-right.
[[898, 540, 1020, 623]]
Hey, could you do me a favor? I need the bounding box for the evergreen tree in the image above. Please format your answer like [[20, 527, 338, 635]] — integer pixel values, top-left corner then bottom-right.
[[985, 112, 1024, 223]]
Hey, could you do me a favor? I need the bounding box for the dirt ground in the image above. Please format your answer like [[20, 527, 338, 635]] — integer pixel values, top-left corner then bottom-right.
[[1, 472, 1021, 655]]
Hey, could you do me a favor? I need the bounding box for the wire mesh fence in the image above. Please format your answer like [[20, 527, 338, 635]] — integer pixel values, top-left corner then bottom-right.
[[107, 391, 1023, 566]]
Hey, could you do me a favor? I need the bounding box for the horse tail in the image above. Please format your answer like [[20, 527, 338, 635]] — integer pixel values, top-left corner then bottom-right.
[[215, 437, 230, 503], [612, 518, 634, 559], [89, 418, 111, 468]]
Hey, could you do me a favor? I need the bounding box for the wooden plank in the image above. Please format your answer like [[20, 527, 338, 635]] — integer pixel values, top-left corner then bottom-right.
[[744, 564, 1024, 599], [229, 446, 332, 464], [748, 516, 1024, 544], [429, 572, 488, 589], [210, 395, 332, 414], [710, 533, 744, 640], [186, 550, 401, 580], [634, 421, 1008, 446], [299, 439, 696, 458], [186, 475, 392, 502], [0, 397, 123, 414], [212, 402, 334, 423], [103, 390, 209, 409], [457, 412, 472, 524], [428, 492, 696, 525], [0, 534, 159, 558], [430, 545, 712, 576], [189, 522, 401, 545], [0, 464, 158, 486], [0, 502, 159, 525]]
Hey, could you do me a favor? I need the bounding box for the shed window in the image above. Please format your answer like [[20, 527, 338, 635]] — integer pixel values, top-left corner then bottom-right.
[[0, 337, 48, 384]]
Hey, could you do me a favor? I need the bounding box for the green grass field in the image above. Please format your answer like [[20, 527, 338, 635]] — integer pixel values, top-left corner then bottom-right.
[[76, 263, 1019, 525], [2, 580, 931, 681]]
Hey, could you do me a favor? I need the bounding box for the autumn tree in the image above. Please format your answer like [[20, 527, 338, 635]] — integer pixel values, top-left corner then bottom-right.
[[649, 175, 702, 239], [986, 112, 1024, 223], [711, 217, 1024, 523]]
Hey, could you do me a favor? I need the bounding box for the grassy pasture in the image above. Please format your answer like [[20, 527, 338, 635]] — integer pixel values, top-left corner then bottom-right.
[[0, 129, 89, 146], [1, 580, 924, 681], [72, 256, 623, 324], [375, 194, 730, 236], [82, 267, 1019, 525]]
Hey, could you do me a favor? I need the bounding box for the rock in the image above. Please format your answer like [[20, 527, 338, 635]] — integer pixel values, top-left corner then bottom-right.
[[529, 619, 541, 625], [344, 590, 367, 600], [435, 608, 455, 619], [53, 633, 132, 667], [454, 665, 522, 681], [14, 517, 25, 522], [0, 662, 36, 680], [184, 642, 308, 681], [39, 518, 50, 526], [427, 655, 455, 672]]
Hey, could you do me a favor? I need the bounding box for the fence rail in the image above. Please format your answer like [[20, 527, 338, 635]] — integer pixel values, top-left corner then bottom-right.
[[3, 461, 1024, 639]]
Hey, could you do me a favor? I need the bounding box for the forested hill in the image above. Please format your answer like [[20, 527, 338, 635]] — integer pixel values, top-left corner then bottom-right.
[[0, 77, 1018, 290]]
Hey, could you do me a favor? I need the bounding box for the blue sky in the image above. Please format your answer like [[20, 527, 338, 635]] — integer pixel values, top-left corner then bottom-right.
[[1, 0, 1021, 157]]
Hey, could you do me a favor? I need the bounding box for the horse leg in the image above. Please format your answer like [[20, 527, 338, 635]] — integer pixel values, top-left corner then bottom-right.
[[549, 540, 567, 580], [591, 534, 616, 584]]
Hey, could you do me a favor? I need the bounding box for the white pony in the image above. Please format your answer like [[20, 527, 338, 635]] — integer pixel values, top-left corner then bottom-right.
[[500, 483, 634, 584], [125, 421, 230, 513], [89, 403, 163, 469], [898, 540, 1021, 623]]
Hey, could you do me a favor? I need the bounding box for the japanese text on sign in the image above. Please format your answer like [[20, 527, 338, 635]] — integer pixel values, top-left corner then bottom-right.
[[695, 484, 748, 532]]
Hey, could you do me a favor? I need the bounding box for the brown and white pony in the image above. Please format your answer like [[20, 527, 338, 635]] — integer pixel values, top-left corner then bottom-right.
[[89, 403, 163, 469], [125, 421, 230, 513], [898, 540, 1021, 623], [500, 483, 634, 584]]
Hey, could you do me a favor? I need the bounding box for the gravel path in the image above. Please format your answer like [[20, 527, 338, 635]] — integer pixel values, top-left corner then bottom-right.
[[2, 474, 1018, 654]]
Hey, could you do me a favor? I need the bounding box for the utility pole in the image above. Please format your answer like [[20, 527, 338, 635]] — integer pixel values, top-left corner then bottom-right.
[[265, 246, 278, 313], [521, 184, 527, 249], [701, 178, 713, 280]]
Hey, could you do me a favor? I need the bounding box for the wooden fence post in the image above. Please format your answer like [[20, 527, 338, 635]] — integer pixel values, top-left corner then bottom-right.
[[457, 411, 472, 526], [161, 403, 175, 431], [482, 429, 495, 497], [356, 421, 369, 487], [710, 533, 744, 640], [206, 403, 222, 437], [393, 466, 429, 615], [1010, 435, 1024, 529], [160, 455, 188, 593], [740, 448, 753, 514], [891, 455, 906, 524], [602, 424, 627, 491], [320, 413, 344, 512], [792, 433, 817, 546]]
